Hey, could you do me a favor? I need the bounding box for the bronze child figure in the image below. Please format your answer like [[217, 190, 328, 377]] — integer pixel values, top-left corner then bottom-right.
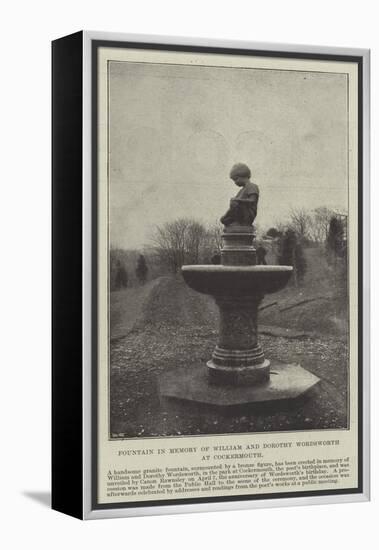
[[220, 163, 259, 228]]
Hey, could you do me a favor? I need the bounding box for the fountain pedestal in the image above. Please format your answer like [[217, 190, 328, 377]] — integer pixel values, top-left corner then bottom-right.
[[208, 295, 270, 385], [159, 226, 320, 409], [220, 225, 257, 266]]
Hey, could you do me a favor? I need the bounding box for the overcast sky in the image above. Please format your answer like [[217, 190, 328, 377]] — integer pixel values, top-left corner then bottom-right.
[[108, 61, 348, 250]]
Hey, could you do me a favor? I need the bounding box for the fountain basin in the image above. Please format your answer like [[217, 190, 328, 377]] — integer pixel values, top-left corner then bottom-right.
[[182, 265, 293, 296]]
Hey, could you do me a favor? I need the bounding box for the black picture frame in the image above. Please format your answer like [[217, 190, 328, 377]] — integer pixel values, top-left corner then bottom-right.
[[52, 31, 370, 520]]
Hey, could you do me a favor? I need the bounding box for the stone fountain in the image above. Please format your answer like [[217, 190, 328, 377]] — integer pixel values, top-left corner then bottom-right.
[[159, 164, 320, 408]]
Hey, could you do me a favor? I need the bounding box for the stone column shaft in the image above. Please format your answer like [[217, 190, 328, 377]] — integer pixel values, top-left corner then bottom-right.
[[207, 294, 269, 385]]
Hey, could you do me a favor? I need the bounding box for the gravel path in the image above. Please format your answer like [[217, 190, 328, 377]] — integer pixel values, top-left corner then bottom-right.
[[110, 276, 348, 438], [110, 278, 164, 340]]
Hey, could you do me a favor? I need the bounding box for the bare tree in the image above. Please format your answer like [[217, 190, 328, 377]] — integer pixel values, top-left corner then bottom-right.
[[204, 221, 223, 256], [289, 207, 312, 241], [309, 206, 334, 243], [187, 221, 208, 264], [150, 218, 209, 272]]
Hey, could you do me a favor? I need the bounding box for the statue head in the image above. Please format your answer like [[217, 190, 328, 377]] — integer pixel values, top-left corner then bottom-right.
[[229, 163, 251, 187]]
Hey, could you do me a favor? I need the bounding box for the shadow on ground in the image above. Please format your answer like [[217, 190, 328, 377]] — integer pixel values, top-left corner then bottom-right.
[[23, 491, 51, 507]]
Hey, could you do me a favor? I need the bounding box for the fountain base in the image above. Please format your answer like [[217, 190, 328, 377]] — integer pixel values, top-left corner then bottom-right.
[[207, 358, 270, 385], [159, 361, 320, 409]]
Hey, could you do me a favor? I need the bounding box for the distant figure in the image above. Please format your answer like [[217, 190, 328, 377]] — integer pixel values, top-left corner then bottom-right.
[[220, 163, 259, 228], [115, 260, 128, 289], [256, 245, 267, 265], [135, 254, 148, 285]]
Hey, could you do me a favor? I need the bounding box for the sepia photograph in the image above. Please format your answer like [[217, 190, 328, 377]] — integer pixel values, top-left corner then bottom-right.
[[104, 52, 353, 440]]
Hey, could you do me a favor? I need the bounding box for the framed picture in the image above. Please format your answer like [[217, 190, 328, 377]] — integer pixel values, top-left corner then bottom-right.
[[52, 31, 370, 519]]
